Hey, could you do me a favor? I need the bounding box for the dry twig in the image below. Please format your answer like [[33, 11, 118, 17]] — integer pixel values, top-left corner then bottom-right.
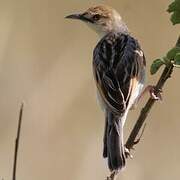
[[125, 36, 179, 151], [107, 36, 180, 180], [12, 103, 24, 180]]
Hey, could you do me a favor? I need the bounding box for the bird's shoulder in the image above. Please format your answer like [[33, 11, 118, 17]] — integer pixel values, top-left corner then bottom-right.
[[93, 32, 146, 70]]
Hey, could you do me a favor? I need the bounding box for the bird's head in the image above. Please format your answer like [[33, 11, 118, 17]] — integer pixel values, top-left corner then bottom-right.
[[65, 5, 128, 37]]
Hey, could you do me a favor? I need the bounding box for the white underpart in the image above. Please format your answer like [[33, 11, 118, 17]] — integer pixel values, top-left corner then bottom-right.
[[86, 22, 107, 38], [122, 82, 144, 127]]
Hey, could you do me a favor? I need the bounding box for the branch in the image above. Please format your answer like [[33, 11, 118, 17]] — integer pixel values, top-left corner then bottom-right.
[[12, 103, 24, 180], [106, 36, 180, 180], [176, 35, 180, 47], [125, 36, 180, 151], [107, 66, 173, 180]]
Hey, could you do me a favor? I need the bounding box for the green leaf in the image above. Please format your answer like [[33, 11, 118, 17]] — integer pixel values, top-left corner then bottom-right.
[[167, 0, 180, 25], [171, 11, 180, 25], [150, 59, 164, 75], [166, 47, 180, 60], [163, 56, 171, 64], [167, 1, 180, 12], [174, 53, 180, 66], [176, 36, 180, 47]]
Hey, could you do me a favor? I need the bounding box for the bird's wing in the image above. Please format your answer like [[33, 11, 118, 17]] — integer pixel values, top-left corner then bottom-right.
[[93, 33, 146, 115]]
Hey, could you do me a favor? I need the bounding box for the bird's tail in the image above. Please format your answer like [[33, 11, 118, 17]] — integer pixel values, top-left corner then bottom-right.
[[103, 112, 126, 171]]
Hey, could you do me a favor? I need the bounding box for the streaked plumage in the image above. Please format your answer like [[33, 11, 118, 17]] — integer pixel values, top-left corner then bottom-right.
[[93, 32, 145, 170], [66, 5, 146, 172]]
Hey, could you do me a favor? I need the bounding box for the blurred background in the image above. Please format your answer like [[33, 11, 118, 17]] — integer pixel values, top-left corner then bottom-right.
[[0, 0, 179, 180]]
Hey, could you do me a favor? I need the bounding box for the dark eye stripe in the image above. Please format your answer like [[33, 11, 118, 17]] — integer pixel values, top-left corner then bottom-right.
[[80, 13, 94, 23]]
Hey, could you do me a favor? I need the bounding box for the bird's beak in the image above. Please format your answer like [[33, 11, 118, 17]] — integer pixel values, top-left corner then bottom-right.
[[65, 13, 82, 20], [65, 13, 94, 23]]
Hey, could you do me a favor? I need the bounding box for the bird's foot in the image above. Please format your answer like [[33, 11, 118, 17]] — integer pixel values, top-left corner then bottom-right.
[[130, 85, 162, 110], [147, 85, 162, 101], [124, 147, 133, 159]]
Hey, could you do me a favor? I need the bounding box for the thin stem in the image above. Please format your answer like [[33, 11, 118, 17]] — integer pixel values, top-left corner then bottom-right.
[[107, 35, 180, 180], [176, 35, 180, 47], [12, 103, 24, 180], [125, 64, 173, 150], [125, 36, 180, 151]]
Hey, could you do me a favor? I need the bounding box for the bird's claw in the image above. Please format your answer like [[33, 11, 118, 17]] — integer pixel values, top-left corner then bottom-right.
[[124, 147, 133, 159], [148, 85, 162, 101]]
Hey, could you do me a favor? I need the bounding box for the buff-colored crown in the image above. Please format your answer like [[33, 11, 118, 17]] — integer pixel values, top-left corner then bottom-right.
[[66, 5, 128, 36]]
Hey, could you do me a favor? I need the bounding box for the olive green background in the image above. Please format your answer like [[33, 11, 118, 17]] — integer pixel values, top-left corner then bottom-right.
[[0, 0, 179, 180]]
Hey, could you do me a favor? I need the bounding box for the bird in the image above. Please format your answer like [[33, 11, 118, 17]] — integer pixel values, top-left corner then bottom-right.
[[65, 5, 147, 173]]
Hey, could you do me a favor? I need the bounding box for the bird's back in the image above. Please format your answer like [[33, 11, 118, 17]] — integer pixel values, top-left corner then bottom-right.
[[93, 32, 146, 115]]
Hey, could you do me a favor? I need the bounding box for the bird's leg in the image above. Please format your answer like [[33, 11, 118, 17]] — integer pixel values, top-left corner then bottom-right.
[[130, 85, 162, 110]]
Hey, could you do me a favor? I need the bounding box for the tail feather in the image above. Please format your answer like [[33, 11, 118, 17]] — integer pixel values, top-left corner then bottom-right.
[[103, 112, 126, 171], [103, 115, 108, 158]]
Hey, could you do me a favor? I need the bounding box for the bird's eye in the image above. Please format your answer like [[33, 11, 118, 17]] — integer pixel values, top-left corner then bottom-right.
[[93, 14, 101, 21]]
